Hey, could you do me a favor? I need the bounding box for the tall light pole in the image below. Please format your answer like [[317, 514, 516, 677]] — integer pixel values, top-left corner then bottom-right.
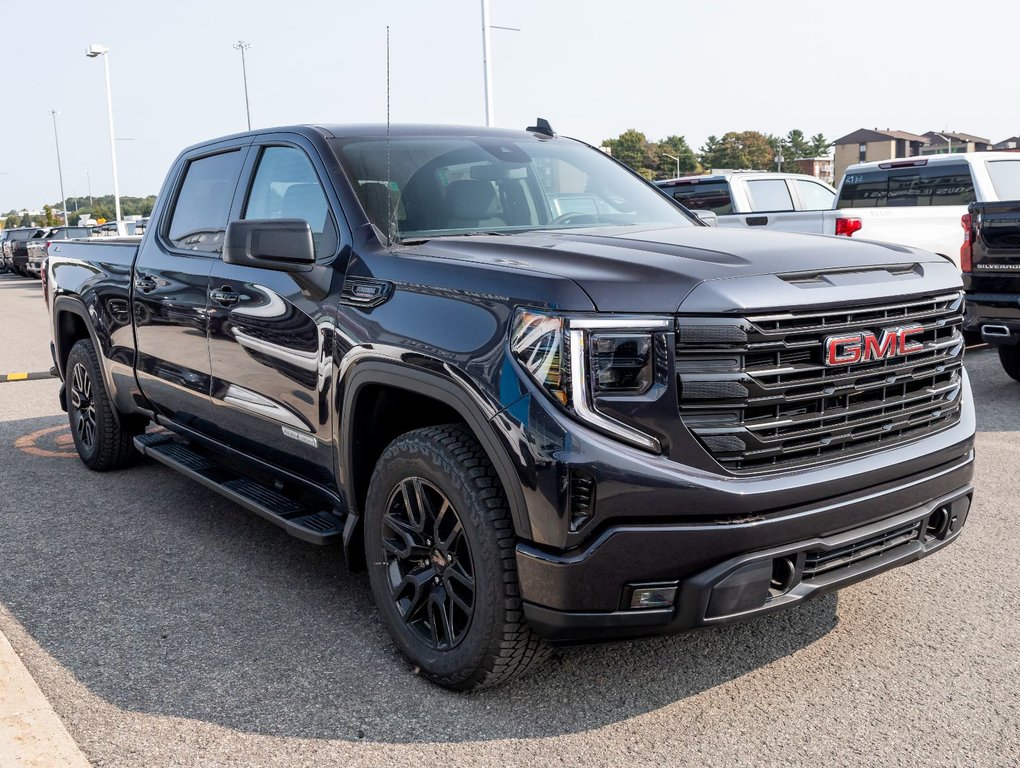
[[479, 2, 519, 127], [662, 153, 681, 179], [49, 110, 69, 226], [234, 41, 252, 131], [85, 44, 122, 228]]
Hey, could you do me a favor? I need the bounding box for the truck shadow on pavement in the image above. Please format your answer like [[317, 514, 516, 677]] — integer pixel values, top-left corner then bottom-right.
[[1, 414, 839, 744]]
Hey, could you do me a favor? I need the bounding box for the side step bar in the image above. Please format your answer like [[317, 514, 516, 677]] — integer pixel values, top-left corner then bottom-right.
[[134, 433, 344, 544]]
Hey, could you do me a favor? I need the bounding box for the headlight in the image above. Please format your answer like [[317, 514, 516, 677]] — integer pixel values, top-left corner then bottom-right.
[[511, 309, 669, 452], [591, 333, 653, 394]]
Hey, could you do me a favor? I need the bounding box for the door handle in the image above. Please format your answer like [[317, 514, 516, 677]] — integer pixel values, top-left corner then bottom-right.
[[134, 274, 158, 293], [746, 216, 769, 226], [210, 286, 240, 306]]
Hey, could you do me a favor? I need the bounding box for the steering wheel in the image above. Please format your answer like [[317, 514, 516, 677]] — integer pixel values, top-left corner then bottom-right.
[[548, 212, 598, 227]]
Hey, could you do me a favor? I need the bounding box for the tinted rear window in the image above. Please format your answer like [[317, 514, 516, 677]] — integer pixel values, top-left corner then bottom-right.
[[662, 180, 733, 214], [167, 150, 244, 253], [986, 160, 1020, 201], [837, 164, 975, 208]]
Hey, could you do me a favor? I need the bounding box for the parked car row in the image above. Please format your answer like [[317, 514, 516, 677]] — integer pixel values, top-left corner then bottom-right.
[[1, 225, 95, 278], [655, 152, 1020, 269]]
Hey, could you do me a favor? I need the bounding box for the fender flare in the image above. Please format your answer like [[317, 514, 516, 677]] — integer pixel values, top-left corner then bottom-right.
[[52, 295, 123, 425], [340, 360, 532, 541]]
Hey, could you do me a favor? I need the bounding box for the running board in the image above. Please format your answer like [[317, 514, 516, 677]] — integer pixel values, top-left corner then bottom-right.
[[134, 433, 344, 544]]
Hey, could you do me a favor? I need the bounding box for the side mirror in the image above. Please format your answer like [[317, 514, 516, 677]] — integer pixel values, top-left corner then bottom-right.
[[693, 210, 718, 227], [222, 219, 315, 272]]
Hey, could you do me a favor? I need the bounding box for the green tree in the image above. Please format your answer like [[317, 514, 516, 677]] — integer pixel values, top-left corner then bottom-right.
[[4, 215, 18, 229], [656, 135, 699, 178], [603, 129, 656, 177], [808, 133, 831, 156], [700, 131, 775, 171], [43, 205, 60, 226], [18, 212, 33, 227], [785, 129, 811, 160]]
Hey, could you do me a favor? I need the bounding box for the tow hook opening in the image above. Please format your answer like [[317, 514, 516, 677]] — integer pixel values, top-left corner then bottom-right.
[[926, 505, 952, 540], [769, 556, 798, 598]]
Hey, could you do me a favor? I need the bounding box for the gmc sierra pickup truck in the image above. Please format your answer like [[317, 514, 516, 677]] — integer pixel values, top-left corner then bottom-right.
[[962, 200, 1020, 378], [47, 122, 975, 690]]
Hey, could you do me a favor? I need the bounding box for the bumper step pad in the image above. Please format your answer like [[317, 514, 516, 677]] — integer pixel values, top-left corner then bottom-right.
[[134, 433, 343, 544]]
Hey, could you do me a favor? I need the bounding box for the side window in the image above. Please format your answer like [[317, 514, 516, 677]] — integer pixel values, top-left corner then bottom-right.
[[243, 146, 338, 258], [745, 179, 794, 212], [792, 179, 835, 210], [667, 181, 733, 214], [167, 150, 244, 253]]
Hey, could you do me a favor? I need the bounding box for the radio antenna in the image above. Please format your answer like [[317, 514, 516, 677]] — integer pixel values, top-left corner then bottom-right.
[[385, 26, 394, 247]]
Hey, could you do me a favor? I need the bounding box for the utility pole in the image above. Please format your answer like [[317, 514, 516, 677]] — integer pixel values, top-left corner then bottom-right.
[[663, 153, 681, 179], [50, 110, 69, 226], [234, 41, 253, 130]]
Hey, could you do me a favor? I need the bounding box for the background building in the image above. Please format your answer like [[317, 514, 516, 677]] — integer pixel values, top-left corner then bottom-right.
[[832, 129, 929, 181]]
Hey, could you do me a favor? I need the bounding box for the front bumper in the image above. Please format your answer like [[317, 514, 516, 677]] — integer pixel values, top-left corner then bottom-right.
[[518, 451, 973, 643]]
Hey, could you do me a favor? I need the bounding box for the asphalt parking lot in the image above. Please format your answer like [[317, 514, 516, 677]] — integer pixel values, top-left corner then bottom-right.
[[0, 270, 1017, 768]]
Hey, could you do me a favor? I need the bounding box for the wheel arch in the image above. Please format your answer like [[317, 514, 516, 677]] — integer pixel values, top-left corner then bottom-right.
[[340, 361, 532, 547], [52, 296, 122, 424]]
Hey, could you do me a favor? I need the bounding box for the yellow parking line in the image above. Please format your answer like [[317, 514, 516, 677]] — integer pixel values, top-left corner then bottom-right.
[[6, 373, 28, 381]]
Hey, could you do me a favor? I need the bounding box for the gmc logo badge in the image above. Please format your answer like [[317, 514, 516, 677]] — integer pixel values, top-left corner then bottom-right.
[[824, 327, 925, 366]]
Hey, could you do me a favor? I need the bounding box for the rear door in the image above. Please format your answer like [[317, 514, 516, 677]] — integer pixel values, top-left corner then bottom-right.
[[133, 143, 249, 427], [205, 137, 347, 487]]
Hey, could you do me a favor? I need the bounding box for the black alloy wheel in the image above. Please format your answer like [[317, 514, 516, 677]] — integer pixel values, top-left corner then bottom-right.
[[69, 361, 97, 451], [381, 477, 475, 649], [64, 339, 143, 471], [364, 424, 549, 690]]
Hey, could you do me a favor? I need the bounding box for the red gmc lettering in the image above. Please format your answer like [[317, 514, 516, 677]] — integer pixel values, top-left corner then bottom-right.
[[826, 334, 863, 365], [825, 326, 924, 366]]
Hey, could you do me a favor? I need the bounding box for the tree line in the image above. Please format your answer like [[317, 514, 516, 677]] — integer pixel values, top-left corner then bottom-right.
[[602, 129, 831, 180], [3, 195, 157, 229]]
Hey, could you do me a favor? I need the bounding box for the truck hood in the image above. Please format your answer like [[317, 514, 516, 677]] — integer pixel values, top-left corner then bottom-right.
[[408, 225, 960, 313]]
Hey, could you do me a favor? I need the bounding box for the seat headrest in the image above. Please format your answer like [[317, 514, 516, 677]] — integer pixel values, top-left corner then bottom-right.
[[280, 183, 327, 227], [444, 180, 497, 222]]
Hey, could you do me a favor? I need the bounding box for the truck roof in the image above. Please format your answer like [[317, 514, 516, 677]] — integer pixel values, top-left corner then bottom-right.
[[844, 151, 1020, 174]]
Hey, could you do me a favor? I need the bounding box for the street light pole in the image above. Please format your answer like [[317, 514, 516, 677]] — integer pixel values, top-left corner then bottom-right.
[[934, 131, 953, 155], [49, 110, 69, 226], [86, 44, 123, 228], [234, 41, 252, 131], [663, 153, 681, 179]]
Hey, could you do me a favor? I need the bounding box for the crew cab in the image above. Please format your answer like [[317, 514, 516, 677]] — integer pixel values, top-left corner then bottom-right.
[[3, 227, 47, 276], [832, 153, 1020, 265], [47, 123, 975, 690], [655, 171, 837, 234]]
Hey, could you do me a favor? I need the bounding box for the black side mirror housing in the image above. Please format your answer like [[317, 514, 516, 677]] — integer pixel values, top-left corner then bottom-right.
[[222, 219, 315, 272]]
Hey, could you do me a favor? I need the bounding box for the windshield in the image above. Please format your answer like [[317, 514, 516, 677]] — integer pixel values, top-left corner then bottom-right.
[[332, 134, 694, 240]]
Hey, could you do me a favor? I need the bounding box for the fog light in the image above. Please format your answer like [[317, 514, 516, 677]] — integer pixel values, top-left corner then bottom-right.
[[629, 584, 677, 609]]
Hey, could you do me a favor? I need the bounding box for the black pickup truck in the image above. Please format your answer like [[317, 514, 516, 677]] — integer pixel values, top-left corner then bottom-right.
[[962, 201, 1020, 379], [46, 123, 975, 690]]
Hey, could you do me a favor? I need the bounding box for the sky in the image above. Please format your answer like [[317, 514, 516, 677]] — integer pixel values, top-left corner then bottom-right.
[[2, 0, 1018, 214]]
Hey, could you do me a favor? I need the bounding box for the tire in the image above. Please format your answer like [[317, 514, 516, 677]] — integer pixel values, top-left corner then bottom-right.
[[66, 339, 143, 470], [998, 345, 1020, 382], [364, 424, 550, 690]]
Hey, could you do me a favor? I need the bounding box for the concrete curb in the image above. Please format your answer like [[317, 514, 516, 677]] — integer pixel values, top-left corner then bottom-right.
[[0, 628, 90, 768]]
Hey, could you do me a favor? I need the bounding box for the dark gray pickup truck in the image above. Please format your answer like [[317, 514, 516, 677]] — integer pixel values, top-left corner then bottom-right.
[[46, 122, 975, 689]]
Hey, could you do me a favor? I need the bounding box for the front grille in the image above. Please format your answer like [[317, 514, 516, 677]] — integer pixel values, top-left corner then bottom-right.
[[676, 291, 965, 473], [802, 519, 922, 580]]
